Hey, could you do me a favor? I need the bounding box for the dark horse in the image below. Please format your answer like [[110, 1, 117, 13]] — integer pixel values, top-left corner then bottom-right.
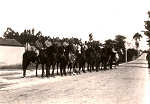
[[86, 46, 96, 72], [56, 45, 68, 76], [36, 49, 47, 77], [95, 47, 103, 71], [22, 49, 47, 77], [77, 45, 86, 74], [45, 44, 58, 77], [22, 50, 38, 77], [56, 45, 65, 75], [59, 52, 68, 76], [101, 47, 116, 70]]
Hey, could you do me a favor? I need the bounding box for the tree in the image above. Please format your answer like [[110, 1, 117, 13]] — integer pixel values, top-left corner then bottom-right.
[[3, 27, 21, 43], [89, 33, 93, 42], [3, 27, 46, 46], [115, 35, 126, 62], [3, 27, 16, 39], [133, 32, 142, 50], [144, 11, 150, 48], [104, 39, 116, 49], [115, 35, 126, 50]]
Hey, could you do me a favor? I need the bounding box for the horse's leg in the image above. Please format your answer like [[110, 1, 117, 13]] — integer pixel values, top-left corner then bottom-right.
[[72, 63, 76, 75], [78, 62, 81, 74], [46, 64, 50, 77], [100, 61, 102, 70], [51, 63, 56, 77], [35, 63, 38, 77], [78, 64, 82, 74], [90, 64, 92, 72], [22, 63, 26, 78], [96, 63, 99, 72], [68, 63, 72, 75], [68, 63, 70, 74], [63, 66, 67, 76], [109, 59, 113, 69], [60, 64, 63, 76], [70, 65, 73, 75], [87, 63, 90, 71], [23, 69, 26, 78], [22, 61, 29, 78], [49, 64, 52, 76], [41, 64, 45, 77], [102, 61, 105, 70], [92, 64, 94, 71], [74, 62, 78, 74], [82, 62, 86, 73], [104, 60, 107, 70], [98, 60, 101, 71], [117, 60, 119, 66], [56, 62, 59, 75]]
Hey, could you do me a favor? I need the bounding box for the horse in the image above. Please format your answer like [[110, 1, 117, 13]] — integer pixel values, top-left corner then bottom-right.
[[95, 48, 103, 71], [22, 50, 38, 77], [76, 45, 86, 74], [101, 47, 119, 70], [62, 44, 75, 75], [22, 49, 48, 78], [101, 47, 113, 70], [45, 44, 58, 77], [56, 46, 64, 75], [85, 46, 96, 72], [111, 52, 120, 68], [67, 52, 77, 75], [59, 53, 68, 76], [35, 49, 47, 77]]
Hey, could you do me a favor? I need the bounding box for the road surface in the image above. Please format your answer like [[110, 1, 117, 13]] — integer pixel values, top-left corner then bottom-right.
[[0, 53, 150, 104]]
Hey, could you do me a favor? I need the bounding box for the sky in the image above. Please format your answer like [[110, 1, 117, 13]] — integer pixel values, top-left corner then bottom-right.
[[0, 0, 150, 50]]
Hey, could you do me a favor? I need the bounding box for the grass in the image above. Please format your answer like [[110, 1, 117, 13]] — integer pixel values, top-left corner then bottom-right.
[[0, 63, 37, 70], [0, 64, 22, 69]]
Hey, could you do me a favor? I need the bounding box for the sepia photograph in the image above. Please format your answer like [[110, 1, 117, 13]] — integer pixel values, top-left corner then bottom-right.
[[0, 0, 150, 104]]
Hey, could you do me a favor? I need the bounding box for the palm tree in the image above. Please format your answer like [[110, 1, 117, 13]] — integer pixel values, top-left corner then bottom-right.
[[89, 33, 93, 42], [133, 32, 142, 50]]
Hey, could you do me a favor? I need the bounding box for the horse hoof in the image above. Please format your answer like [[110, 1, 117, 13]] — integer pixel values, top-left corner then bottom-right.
[[46, 75, 50, 77], [83, 71, 86, 73], [72, 72, 76, 75]]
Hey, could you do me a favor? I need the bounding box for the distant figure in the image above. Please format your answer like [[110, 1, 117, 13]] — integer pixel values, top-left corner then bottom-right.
[[146, 51, 150, 68]]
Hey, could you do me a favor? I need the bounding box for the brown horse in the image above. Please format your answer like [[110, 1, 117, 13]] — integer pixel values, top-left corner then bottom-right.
[[45, 44, 58, 77], [22, 49, 48, 77], [22, 50, 38, 77]]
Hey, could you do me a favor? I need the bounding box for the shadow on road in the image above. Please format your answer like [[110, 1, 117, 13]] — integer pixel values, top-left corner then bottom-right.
[[0, 72, 21, 76], [127, 63, 147, 65], [119, 65, 148, 69], [3, 76, 23, 80], [0, 83, 16, 89]]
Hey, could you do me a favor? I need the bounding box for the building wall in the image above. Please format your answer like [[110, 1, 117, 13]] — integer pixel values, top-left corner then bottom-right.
[[0, 46, 25, 66]]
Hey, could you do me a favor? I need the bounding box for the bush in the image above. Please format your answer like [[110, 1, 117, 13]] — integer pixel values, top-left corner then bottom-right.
[[127, 48, 138, 61]]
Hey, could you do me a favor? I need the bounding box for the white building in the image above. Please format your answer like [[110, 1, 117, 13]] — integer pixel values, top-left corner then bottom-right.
[[0, 38, 25, 67]]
